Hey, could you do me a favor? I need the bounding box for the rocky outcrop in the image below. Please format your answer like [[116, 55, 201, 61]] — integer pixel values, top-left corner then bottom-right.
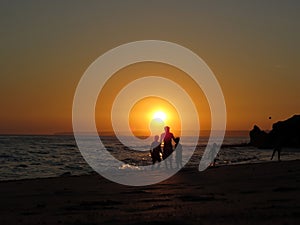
[[250, 115, 300, 148], [249, 125, 271, 148]]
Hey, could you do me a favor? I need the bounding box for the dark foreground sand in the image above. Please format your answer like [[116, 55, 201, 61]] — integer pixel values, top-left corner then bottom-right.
[[0, 161, 299, 225]]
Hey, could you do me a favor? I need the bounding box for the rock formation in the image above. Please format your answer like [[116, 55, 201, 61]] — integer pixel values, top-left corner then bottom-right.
[[249, 115, 300, 148]]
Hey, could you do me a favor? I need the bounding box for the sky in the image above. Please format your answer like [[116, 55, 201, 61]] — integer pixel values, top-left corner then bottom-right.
[[0, 0, 300, 134]]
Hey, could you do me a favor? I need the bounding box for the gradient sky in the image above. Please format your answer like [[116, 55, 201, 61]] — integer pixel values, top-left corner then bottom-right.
[[95, 62, 210, 136], [1, 0, 299, 134]]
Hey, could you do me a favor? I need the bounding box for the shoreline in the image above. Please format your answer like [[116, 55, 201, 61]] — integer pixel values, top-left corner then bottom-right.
[[0, 159, 299, 183], [0, 160, 299, 224]]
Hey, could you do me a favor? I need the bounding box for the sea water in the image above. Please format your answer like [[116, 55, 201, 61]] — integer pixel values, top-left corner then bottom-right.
[[0, 135, 299, 181]]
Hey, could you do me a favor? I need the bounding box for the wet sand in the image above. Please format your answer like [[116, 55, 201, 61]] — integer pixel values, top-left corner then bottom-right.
[[0, 160, 299, 225]]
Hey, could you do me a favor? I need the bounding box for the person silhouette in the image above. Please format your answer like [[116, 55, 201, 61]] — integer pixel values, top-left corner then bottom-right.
[[209, 143, 218, 167], [160, 126, 175, 169], [271, 145, 282, 161], [174, 137, 183, 168], [150, 135, 162, 168]]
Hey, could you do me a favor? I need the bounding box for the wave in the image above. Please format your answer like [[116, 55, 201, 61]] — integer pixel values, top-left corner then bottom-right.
[[0, 135, 299, 181]]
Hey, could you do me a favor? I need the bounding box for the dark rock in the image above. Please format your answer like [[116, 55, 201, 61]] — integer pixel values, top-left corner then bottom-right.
[[270, 115, 300, 147], [249, 115, 300, 148], [249, 125, 270, 148]]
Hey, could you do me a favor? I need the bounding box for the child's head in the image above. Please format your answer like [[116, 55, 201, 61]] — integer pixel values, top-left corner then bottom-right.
[[175, 137, 180, 144], [154, 135, 159, 141]]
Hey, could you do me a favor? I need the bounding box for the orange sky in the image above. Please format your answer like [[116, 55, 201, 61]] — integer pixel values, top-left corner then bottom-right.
[[95, 62, 209, 137], [128, 97, 181, 137], [0, 1, 299, 134]]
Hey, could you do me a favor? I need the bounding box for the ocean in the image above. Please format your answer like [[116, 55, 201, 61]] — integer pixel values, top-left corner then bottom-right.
[[0, 135, 299, 181]]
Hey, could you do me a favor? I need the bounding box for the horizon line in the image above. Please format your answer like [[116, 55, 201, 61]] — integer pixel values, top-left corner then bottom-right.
[[0, 130, 253, 136]]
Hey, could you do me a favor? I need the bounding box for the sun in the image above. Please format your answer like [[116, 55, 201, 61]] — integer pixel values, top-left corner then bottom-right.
[[153, 111, 167, 121], [126, 97, 181, 137]]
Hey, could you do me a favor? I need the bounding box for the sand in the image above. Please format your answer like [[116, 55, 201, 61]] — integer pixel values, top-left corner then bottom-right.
[[0, 160, 299, 225]]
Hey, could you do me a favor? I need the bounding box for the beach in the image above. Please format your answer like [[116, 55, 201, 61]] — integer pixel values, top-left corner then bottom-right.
[[0, 160, 299, 225]]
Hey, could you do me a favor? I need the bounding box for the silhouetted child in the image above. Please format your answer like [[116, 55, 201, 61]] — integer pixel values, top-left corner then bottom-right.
[[271, 145, 282, 162], [150, 135, 162, 168], [209, 143, 218, 167], [174, 137, 183, 168]]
